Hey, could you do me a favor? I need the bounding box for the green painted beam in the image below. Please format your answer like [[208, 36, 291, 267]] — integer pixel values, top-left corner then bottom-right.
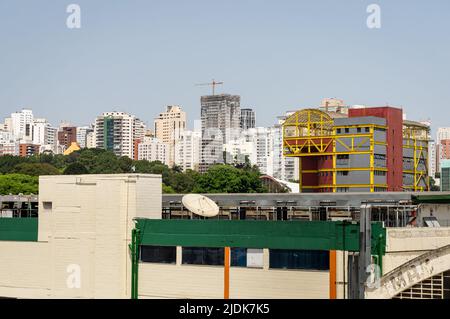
[[135, 219, 386, 254], [413, 194, 450, 204], [0, 218, 38, 242]]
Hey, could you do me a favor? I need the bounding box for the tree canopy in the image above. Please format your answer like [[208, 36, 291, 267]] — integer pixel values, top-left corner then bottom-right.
[[193, 164, 266, 193], [0, 149, 268, 194], [0, 174, 39, 195]]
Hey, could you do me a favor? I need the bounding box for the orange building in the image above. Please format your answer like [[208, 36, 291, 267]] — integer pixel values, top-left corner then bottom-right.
[[19, 143, 40, 157]]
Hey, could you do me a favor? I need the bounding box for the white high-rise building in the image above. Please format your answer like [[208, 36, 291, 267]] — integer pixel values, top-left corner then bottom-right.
[[0, 124, 19, 156], [436, 127, 450, 172], [175, 130, 201, 171], [247, 127, 273, 175], [31, 118, 47, 145], [32, 118, 56, 145], [3, 118, 12, 133], [437, 127, 450, 141], [429, 141, 437, 179], [223, 135, 253, 165], [10, 109, 33, 142], [86, 130, 96, 149], [0, 141, 19, 156], [77, 126, 94, 148], [271, 112, 299, 182], [137, 136, 169, 165], [94, 111, 146, 159], [154, 105, 186, 167], [221, 111, 299, 182]]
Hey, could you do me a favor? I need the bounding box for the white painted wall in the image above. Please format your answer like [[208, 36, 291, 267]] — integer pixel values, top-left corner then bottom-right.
[[0, 174, 161, 299], [383, 227, 450, 273], [138, 248, 329, 299]]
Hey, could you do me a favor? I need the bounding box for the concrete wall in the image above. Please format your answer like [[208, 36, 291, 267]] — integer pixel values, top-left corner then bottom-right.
[[0, 174, 161, 299], [383, 227, 450, 274], [419, 204, 450, 227], [138, 248, 329, 299]]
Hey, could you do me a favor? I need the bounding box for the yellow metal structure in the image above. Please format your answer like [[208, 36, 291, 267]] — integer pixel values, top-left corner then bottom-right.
[[283, 109, 388, 193], [403, 121, 430, 191]]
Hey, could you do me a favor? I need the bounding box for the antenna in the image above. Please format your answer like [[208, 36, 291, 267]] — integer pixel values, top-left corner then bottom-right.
[[182, 194, 219, 218], [195, 79, 224, 96]]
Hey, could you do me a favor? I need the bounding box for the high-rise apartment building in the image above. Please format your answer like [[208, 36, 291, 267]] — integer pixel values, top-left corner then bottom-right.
[[200, 94, 241, 172], [85, 130, 96, 149], [240, 108, 256, 130], [76, 126, 94, 149], [154, 105, 186, 167], [223, 118, 299, 182], [429, 141, 437, 179], [0, 142, 19, 156], [137, 136, 169, 165], [436, 127, 450, 173], [58, 126, 77, 149], [32, 118, 57, 149], [19, 143, 40, 157], [437, 127, 450, 141], [223, 134, 253, 166], [175, 130, 201, 172], [0, 128, 18, 156], [94, 111, 146, 159], [319, 98, 348, 115], [247, 127, 273, 175], [10, 109, 33, 142]]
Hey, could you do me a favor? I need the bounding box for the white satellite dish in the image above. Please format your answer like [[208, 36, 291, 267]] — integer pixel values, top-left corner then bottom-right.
[[182, 194, 219, 218]]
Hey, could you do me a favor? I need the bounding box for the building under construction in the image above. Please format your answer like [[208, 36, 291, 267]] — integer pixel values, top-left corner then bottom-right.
[[282, 106, 430, 193]]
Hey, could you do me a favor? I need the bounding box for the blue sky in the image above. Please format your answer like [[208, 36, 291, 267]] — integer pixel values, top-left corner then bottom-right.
[[0, 0, 449, 135]]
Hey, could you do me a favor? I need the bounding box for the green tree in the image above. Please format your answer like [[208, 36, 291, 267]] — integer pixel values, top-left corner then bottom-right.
[[89, 151, 123, 174], [132, 160, 155, 174], [162, 183, 176, 194], [170, 169, 200, 193], [0, 155, 28, 174], [118, 156, 133, 173], [63, 162, 89, 175], [0, 174, 39, 195], [193, 164, 266, 193], [12, 163, 61, 176]]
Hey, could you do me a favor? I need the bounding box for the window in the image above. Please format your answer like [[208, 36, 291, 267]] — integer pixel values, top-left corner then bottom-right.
[[231, 248, 247, 267], [337, 171, 349, 176], [337, 154, 349, 160], [336, 128, 341, 134], [183, 247, 224, 266], [365, 127, 370, 133], [182, 247, 256, 267], [345, 128, 349, 133], [140, 246, 176, 264], [269, 250, 329, 270]]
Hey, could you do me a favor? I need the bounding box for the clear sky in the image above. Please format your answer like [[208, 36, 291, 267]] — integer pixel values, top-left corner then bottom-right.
[[0, 0, 449, 134]]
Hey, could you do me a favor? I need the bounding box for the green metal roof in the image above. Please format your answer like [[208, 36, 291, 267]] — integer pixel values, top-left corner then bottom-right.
[[135, 219, 386, 254], [413, 193, 450, 204]]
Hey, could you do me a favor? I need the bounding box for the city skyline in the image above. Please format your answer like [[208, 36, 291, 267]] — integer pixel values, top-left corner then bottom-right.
[[1, 1, 449, 134]]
